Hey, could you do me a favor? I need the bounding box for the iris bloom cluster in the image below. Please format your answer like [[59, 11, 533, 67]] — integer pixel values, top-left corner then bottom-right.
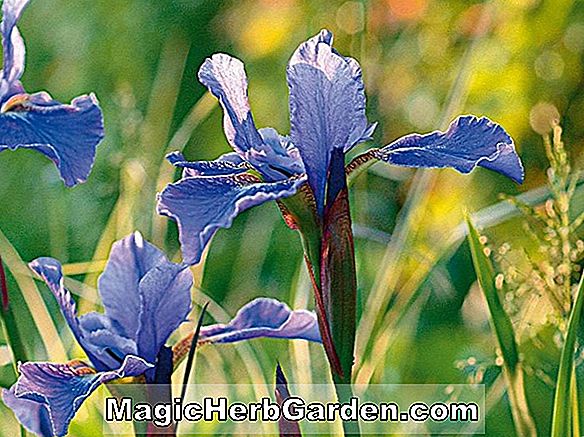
[[2, 232, 320, 436], [157, 30, 523, 384], [0, 0, 525, 435]]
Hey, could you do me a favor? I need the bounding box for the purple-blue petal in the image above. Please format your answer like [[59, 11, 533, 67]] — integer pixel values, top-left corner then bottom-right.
[[97, 232, 166, 339], [377, 115, 524, 183], [200, 298, 321, 344], [29, 257, 116, 371], [0, 0, 28, 103], [198, 53, 302, 181], [157, 173, 306, 265], [0, 93, 105, 186], [167, 151, 249, 177], [136, 262, 193, 363], [287, 29, 373, 214], [98, 231, 193, 363], [6, 356, 152, 437], [77, 312, 137, 369], [198, 53, 263, 158], [2, 388, 53, 437]]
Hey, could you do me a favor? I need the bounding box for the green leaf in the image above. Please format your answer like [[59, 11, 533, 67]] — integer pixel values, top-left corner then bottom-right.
[[466, 215, 519, 371], [551, 271, 584, 437], [466, 214, 537, 437]]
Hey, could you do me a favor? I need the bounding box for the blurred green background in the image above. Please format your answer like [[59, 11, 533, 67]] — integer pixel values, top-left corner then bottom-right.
[[1, 0, 584, 435]]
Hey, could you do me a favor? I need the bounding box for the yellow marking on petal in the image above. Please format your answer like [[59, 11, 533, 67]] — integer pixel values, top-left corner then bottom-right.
[[67, 359, 97, 375], [1, 93, 30, 113]]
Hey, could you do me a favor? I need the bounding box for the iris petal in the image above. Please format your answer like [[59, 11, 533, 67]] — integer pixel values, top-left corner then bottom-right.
[[167, 151, 249, 177], [97, 232, 166, 339], [136, 262, 192, 363], [376, 115, 524, 183], [0, 93, 104, 186], [29, 257, 117, 371], [287, 29, 373, 215], [7, 356, 152, 437], [157, 173, 306, 265], [198, 53, 302, 181], [2, 388, 53, 437], [0, 0, 29, 102], [200, 298, 321, 344]]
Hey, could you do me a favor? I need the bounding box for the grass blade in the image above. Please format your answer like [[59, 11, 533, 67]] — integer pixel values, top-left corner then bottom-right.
[[0, 229, 68, 362], [551, 271, 584, 437], [466, 214, 537, 437]]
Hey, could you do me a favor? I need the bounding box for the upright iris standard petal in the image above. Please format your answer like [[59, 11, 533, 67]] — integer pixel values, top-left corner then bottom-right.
[[0, 93, 104, 186], [8, 356, 153, 437], [31, 233, 194, 371], [157, 173, 306, 265], [198, 54, 302, 181], [0, 0, 28, 101], [98, 231, 193, 363], [136, 262, 192, 363], [287, 29, 373, 215], [28, 258, 86, 351], [200, 298, 321, 344], [97, 232, 166, 339], [376, 115, 524, 183], [198, 53, 264, 157]]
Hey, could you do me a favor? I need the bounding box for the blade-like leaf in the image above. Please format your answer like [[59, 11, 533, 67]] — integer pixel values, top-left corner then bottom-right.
[[551, 272, 584, 437], [466, 215, 519, 371], [466, 214, 536, 437]]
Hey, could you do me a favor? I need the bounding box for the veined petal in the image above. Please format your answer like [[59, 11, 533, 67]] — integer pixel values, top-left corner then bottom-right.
[[0, 93, 105, 186], [77, 312, 137, 369], [28, 258, 85, 352], [136, 262, 192, 363], [157, 173, 306, 265], [7, 356, 152, 437], [198, 53, 262, 156], [198, 54, 302, 181], [97, 232, 166, 339], [376, 115, 524, 183], [29, 258, 121, 371], [98, 231, 193, 363], [200, 298, 321, 344], [0, 0, 29, 102], [2, 388, 53, 437], [287, 29, 372, 214], [167, 151, 249, 177]]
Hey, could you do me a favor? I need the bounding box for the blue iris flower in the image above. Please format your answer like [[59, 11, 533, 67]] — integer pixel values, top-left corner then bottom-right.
[[2, 232, 320, 437], [0, 0, 104, 187], [157, 29, 523, 266]]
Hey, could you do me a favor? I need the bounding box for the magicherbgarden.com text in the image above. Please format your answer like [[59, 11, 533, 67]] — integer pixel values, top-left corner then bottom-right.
[[104, 396, 481, 428]]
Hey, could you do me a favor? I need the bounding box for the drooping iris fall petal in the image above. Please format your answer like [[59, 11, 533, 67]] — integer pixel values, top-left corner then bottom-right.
[[375, 115, 524, 183], [199, 298, 321, 344], [3, 356, 153, 437], [0, 0, 104, 187], [157, 173, 306, 265]]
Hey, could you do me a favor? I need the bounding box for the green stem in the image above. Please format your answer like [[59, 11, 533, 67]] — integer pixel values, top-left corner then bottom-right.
[[333, 373, 360, 436], [504, 366, 538, 437], [571, 369, 580, 437], [551, 272, 584, 437]]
